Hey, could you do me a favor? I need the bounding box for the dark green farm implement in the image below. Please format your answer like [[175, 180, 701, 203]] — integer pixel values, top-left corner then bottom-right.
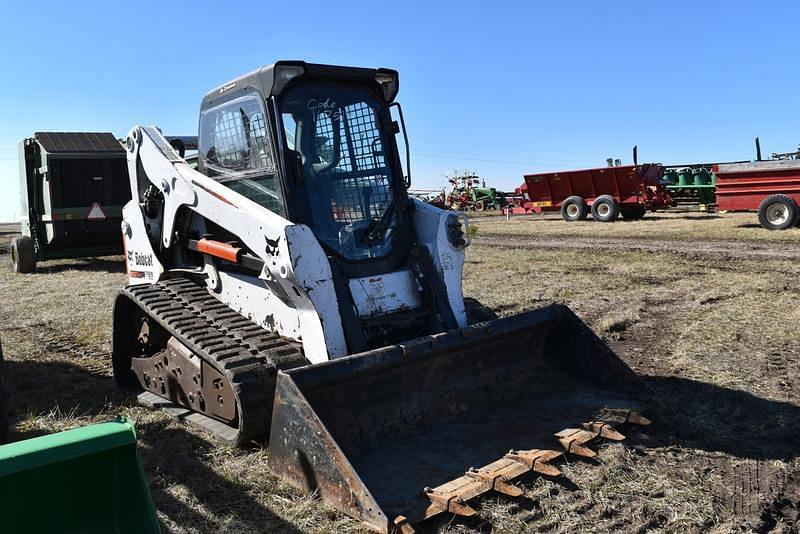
[[0, 417, 159, 533], [11, 132, 131, 273], [664, 166, 717, 210]]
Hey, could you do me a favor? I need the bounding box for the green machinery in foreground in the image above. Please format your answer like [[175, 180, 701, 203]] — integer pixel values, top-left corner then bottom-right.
[[0, 341, 7, 444], [0, 417, 159, 533], [663, 166, 717, 210]]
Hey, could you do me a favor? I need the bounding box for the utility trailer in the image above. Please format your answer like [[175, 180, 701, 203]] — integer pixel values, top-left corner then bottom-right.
[[519, 163, 671, 222], [714, 159, 800, 230], [11, 132, 131, 273]]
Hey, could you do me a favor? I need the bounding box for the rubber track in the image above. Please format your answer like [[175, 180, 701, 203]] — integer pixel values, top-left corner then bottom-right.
[[121, 277, 306, 444]]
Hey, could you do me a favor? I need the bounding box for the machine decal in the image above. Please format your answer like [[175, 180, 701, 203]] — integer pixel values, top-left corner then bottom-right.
[[129, 270, 153, 280], [127, 250, 154, 267], [86, 202, 107, 220], [265, 236, 280, 256], [440, 252, 454, 271]]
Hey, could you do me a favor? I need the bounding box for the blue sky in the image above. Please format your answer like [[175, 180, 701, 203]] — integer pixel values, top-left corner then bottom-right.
[[1, 0, 798, 220]]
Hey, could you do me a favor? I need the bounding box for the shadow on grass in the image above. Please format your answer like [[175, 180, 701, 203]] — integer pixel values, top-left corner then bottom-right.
[[35, 257, 125, 274], [3, 358, 302, 533], [636, 214, 722, 221], [637, 375, 800, 460], [136, 420, 303, 534], [737, 221, 800, 230]]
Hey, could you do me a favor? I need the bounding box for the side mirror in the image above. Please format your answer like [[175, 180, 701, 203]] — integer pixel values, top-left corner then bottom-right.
[[389, 102, 411, 188]]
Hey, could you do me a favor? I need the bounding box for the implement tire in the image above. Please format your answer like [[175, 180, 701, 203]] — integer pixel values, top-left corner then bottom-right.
[[591, 195, 620, 222], [10, 236, 36, 273], [560, 196, 588, 222], [758, 194, 798, 230]]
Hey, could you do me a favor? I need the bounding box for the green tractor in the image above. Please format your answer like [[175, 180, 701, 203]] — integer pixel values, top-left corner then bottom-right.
[[447, 173, 507, 211]]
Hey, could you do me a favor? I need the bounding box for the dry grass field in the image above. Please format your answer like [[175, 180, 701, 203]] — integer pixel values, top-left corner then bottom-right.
[[1, 211, 798, 533]]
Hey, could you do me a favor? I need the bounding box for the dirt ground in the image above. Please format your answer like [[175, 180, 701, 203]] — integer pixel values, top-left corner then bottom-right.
[[1, 211, 798, 533]]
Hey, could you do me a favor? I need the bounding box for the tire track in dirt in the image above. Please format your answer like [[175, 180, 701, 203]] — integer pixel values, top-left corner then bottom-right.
[[760, 471, 800, 531], [705, 456, 784, 518], [27, 325, 111, 375], [474, 234, 800, 261]]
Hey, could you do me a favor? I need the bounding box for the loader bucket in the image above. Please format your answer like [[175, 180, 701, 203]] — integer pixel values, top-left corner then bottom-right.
[[0, 417, 159, 533], [268, 304, 653, 532]]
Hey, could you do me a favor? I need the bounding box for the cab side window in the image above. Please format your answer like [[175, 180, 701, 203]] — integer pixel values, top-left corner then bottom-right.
[[199, 94, 284, 216]]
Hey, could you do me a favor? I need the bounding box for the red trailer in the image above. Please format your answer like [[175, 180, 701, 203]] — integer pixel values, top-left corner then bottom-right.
[[714, 160, 800, 230], [518, 164, 671, 222]]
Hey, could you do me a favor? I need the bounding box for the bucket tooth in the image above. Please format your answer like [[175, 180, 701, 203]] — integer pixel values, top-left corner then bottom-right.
[[625, 410, 652, 426], [555, 429, 598, 458], [599, 408, 652, 426], [465, 468, 524, 497], [423, 487, 477, 517], [504, 449, 563, 476], [582, 421, 625, 441], [393, 515, 416, 534]]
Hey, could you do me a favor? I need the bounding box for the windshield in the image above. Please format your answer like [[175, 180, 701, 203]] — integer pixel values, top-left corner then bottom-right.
[[279, 84, 402, 261]]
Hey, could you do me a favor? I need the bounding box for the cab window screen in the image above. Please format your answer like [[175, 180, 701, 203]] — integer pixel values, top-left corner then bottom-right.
[[279, 84, 401, 260], [199, 94, 284, 215], [314, 102, 391, 223]]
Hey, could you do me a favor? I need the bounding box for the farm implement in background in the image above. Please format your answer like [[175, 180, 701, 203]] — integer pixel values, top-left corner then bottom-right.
[[441, 172, 507, 211], [715, 159, 800, 230], [512, 153, 672, 222], [712, 137, 800, 230], [11, 132, 131, 273], [663, 166, 717, 211]]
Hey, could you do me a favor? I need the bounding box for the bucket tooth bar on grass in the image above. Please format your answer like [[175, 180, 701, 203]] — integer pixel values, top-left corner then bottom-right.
[[555, 410, 650, 458], [596, 408, 652, 426], [504, 448, 563, 476], [395, 410, 651, 532], [423, 487, 477, 517], [465, 467, 524, 497]]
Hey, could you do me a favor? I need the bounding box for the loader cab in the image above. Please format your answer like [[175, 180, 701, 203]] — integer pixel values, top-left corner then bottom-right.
[[198, 62, 413, 271]]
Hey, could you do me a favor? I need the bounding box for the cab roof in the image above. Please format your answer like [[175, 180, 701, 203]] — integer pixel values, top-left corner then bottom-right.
[[199, 61, 399, 112]]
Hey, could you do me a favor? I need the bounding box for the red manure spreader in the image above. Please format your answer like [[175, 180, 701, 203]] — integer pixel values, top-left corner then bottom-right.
[[514, 163, 672, 222], [714, 159, 800, 230]]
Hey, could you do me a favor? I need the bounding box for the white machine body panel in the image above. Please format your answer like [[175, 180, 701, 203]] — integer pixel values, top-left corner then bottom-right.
[[121, 202, 164, 285], [348, 269, 423, 317], [121, 126, 346, 362], [412, 199, 468, 327]]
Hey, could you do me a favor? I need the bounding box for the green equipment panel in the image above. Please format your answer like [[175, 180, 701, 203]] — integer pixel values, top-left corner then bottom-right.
[[0, 417, 159, 533]]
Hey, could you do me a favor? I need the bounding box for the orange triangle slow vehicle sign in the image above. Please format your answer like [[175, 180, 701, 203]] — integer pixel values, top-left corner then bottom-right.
[[86, 202, 107, 221]]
